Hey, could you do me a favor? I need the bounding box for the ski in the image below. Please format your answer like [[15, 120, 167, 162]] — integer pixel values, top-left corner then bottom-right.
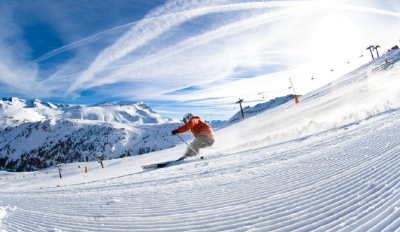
[[141, 156, 204, 171], [141, 158, 182, 171]]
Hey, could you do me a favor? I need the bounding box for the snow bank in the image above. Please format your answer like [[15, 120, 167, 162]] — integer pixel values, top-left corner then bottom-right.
[[0, 206, 17, 220], [214, 51, 400, 155]]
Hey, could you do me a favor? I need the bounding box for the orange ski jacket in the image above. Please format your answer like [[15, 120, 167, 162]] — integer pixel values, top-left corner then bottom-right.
[[177, 116, 215, 141]]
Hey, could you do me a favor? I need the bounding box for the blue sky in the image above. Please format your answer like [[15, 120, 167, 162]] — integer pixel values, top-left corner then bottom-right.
[[1, 0, 399, 120]]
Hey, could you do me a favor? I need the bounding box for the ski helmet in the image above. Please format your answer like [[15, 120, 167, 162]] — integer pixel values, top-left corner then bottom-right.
[[183, 113, 193, 123]]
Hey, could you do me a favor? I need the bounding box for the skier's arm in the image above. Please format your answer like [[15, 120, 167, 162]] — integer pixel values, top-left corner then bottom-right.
[[177, 120, 194, 133]]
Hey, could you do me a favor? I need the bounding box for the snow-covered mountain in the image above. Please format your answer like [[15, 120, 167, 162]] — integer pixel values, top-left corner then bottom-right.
[[1, 50, 399, 231], [62, 101, 173, 124], [0, 99, 183, 171], [1, 97, 69, 109], [0, 98, 174, 129], [0, 97, 58, 128]]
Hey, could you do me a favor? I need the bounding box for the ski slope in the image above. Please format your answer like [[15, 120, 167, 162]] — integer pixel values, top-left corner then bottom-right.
[[1, 50, 400, 231]]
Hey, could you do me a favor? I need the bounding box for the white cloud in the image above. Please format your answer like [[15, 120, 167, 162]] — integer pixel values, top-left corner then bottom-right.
[[0, 3, 40, 97]]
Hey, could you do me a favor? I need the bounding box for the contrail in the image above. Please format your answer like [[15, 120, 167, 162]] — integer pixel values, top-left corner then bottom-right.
[[33, 0, 399, 95], [27, 22, 137, 64], [34, 1, 400, 67], [64, 1, 310, 95]]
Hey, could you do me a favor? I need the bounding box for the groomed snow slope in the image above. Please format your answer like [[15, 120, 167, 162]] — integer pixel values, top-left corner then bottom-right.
[[1, 50, 400, 231]]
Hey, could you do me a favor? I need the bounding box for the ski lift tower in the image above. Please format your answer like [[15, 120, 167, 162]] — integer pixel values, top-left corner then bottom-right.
[[374, 45, 380, 58], [289, 78, 300, 104], [236, 98, 245, 121], [366, 45, 375, 60], [83, 151, 86, 163]]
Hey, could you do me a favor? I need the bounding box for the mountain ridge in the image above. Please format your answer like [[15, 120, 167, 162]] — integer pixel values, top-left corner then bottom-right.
[[0, 95, 296, 171]]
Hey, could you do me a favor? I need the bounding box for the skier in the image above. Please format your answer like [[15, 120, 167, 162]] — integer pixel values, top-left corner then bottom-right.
[[172, 113, 215, 159]]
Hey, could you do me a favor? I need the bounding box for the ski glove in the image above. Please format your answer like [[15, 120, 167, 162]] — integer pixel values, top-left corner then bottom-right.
[[171, 129, 178, 135]]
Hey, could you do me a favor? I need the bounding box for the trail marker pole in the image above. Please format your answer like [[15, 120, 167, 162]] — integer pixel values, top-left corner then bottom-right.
[[56, 164, 62, 179], [97, 155, 104, 169]]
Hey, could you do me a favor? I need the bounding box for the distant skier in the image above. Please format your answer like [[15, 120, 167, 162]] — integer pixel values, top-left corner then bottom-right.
[[172, 113, 215, 159]]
